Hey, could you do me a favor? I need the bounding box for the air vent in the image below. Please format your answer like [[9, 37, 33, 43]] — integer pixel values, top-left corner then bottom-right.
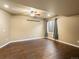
[[27, 19, 40, 22]]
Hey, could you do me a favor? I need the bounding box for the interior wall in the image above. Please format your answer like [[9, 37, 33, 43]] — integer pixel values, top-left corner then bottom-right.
[[58, 15, 79, 46], [10, 15, 44, 41], [0, 9, 45, 47], [0, 9, 10, 47]]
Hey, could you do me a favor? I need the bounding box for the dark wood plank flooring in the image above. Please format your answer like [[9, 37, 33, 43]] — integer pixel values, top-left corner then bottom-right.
[[0, 39, 79, 59]]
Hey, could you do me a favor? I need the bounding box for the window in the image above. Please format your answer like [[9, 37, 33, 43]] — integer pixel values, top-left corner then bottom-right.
[[47, 20, 54, 33]]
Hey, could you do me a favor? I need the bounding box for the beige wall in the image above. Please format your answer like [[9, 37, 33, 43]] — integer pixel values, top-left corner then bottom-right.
[[0, 9, 44, 47], [0, 9, 10, 47], [48, 16, 79, 46], [10, 15, 44, 41], [58, 15, 79, 46], [1, 8, 79, 47]]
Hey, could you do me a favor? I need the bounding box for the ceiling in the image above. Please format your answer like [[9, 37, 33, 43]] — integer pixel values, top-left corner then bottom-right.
[[11, 0, 79, 16], [0, 0, 50, 18], [0, 0, 79, 18]]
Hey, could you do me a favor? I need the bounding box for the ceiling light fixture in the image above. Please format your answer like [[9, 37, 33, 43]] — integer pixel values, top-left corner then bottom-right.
[[4, 4, 9, 8], [47, 13, 51, 17], [30, 13, 35, 17], [28, 8, 36, 17]]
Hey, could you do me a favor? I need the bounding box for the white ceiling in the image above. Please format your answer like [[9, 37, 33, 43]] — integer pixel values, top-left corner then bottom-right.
[[0, 0, 79, 18], [0, 0, 50, 18], [10, 0, 79, 16]]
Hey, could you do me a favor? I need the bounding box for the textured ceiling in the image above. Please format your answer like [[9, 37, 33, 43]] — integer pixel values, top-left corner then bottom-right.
[[10, 0, 79, 16]]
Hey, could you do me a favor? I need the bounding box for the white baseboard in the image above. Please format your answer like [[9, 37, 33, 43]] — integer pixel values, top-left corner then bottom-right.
[[11, 37, 44, 42], [1, 37, 78, 49], [0, 42, 11, 48], [48, 37, 79, 48], [0, 37, 44, 48]]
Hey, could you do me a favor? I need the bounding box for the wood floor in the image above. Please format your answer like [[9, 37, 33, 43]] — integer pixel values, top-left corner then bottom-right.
[[0, 39, 79, 59]]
